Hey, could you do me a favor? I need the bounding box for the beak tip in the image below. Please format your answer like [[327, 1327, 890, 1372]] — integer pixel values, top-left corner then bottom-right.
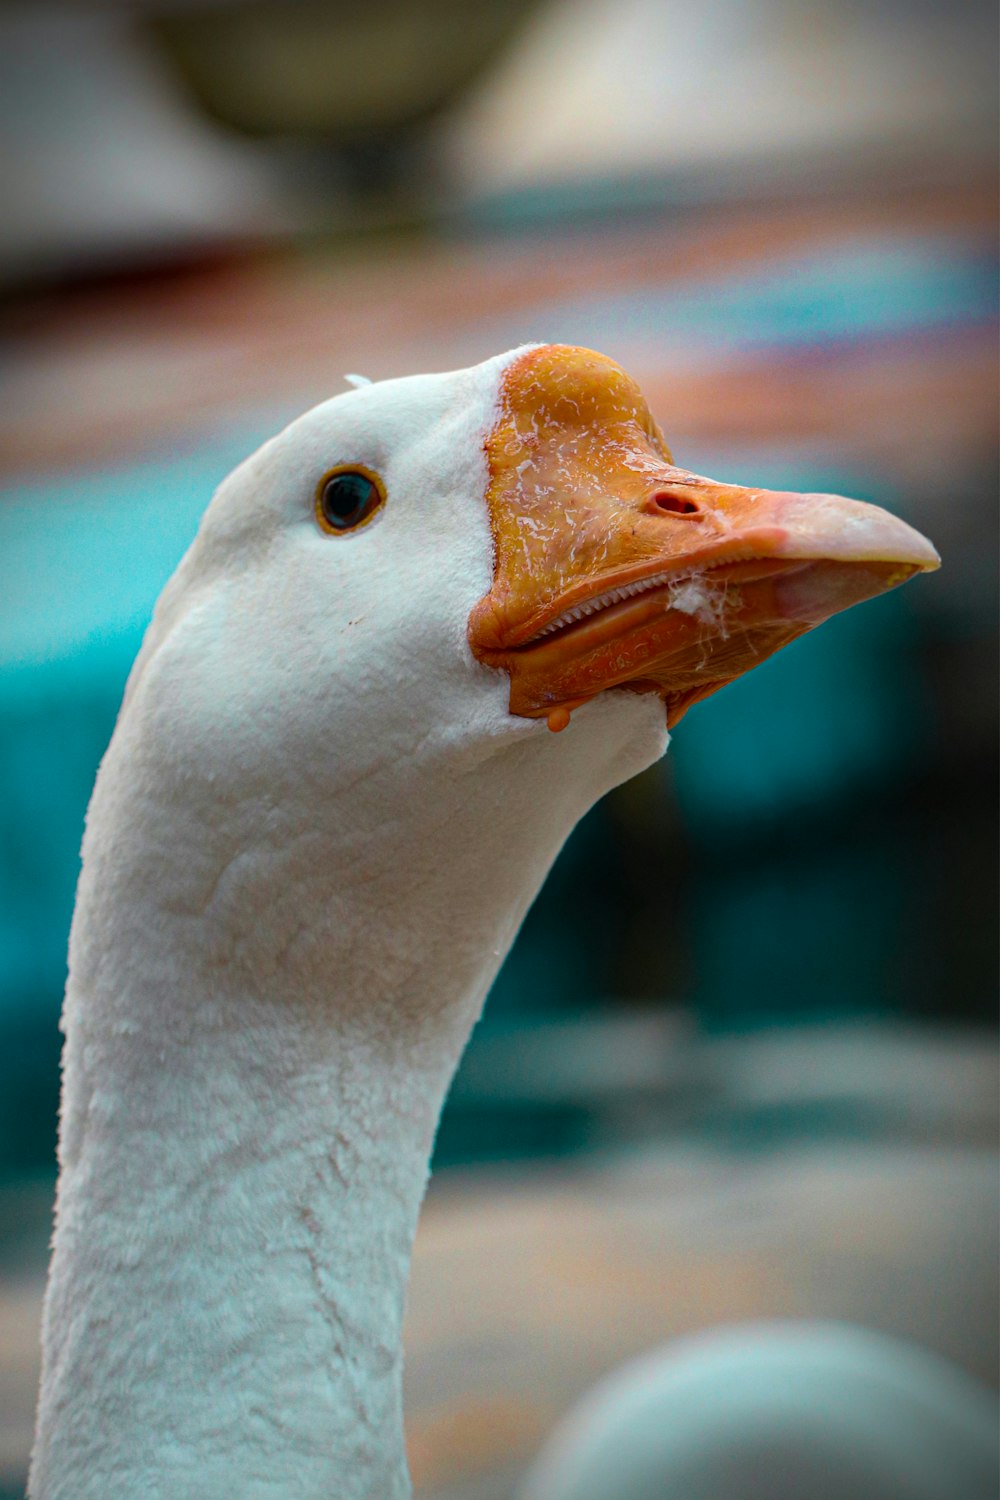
[[774, 492, 940, 575]]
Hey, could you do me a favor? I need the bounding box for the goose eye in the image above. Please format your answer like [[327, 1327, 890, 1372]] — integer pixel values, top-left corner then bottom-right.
[[316, 466, 385, 534]]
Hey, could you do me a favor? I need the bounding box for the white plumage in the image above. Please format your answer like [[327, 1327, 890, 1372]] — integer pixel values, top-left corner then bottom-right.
[[30, 346, 991, 1499]]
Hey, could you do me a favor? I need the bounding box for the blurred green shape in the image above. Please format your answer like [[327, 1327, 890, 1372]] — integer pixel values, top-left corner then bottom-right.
[[671, 585, 926, 833]]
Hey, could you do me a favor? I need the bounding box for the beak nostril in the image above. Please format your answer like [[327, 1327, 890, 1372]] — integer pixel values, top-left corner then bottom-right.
[[648, 490, 701, 517]]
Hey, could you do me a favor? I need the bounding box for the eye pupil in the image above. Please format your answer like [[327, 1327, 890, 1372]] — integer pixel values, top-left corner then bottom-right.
[[319, 471, 381, 531]]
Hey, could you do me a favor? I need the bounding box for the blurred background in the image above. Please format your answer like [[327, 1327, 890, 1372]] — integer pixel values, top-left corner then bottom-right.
[[0, 1, 997, 1495]]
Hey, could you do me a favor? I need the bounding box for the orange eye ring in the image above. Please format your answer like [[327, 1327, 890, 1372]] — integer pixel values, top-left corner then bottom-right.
[[315, 464, 386, 535]]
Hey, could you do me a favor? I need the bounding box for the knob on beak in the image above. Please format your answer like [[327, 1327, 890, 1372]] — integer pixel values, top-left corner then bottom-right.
[[469, 345, 939, 728]]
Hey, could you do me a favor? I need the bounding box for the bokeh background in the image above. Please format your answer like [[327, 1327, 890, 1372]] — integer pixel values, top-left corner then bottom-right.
[[1, 2, 997, 1495]]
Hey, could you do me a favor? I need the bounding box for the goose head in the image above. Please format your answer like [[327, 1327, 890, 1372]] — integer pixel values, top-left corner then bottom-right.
[[127, 341, 937, 853]]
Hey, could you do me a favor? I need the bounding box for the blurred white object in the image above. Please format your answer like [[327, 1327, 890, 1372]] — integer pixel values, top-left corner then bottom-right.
[[0, 6, 283, 279], [522, 1322, 999, 1500], [443, 0, 996, 203]]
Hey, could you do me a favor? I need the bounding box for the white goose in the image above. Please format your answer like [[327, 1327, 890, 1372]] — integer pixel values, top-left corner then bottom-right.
[[30, 345, 993, 1500]]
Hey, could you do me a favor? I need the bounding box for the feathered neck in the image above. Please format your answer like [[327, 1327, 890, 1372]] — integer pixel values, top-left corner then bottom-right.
[[31, 667, 666, 1498]]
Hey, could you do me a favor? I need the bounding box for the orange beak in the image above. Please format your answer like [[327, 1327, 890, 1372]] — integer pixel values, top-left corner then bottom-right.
[[468, 345, 940, 731]]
